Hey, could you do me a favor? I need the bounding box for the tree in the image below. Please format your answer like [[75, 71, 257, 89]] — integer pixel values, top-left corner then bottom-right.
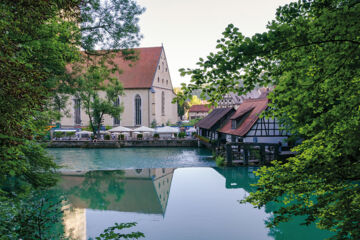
[[175, 0, 360, 238], [0, 0, 82, 192], [189, 95, 202, 106], [0, 0, 144, 191], [72, 63, 125, 138]]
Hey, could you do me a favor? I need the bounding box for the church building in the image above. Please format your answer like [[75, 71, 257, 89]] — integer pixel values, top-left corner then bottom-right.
[[60, 46, 178, 128]]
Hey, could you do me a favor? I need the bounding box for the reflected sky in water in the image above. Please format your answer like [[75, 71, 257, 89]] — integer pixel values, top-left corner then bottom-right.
[[56, 167, 333, 240]]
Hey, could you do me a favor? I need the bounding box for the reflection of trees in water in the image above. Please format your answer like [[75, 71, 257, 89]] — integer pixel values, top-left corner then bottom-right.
[[213, 167, 333, 239], [0, 190, 66, 240], [262, 194, 333, 239], [61, 170, 126, 210]]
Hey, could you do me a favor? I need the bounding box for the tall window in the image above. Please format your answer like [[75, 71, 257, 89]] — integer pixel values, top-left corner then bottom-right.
[[113, 97, 120, 125], [135, 95, 141, 125], [161, 91, 165, 116], [74, 98, 81, 125]]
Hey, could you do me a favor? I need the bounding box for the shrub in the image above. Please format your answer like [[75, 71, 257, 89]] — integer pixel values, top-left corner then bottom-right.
[[191, 132, 196, 136], [54, 132, 64, 139], [151, 119, 157, 128], [118, 134, 125, 140], [65, 131, 75, 138], [178, 132, 186, 138], [215, 156, 225, 167], [153, 133, 159, 138], [137, 134, 143, 140], [104, 135, 110, 140], [173, 133, 177, 138]]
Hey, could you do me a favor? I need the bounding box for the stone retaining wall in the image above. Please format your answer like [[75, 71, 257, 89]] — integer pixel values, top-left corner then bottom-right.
[[47, 139, 199, 148]]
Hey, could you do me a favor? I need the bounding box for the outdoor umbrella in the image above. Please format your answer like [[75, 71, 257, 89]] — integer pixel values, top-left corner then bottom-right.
[[108, 126, 132, 132], [133, 126, 155, 132], [155, 126, 179, 134], [186, 127, 197, 133]]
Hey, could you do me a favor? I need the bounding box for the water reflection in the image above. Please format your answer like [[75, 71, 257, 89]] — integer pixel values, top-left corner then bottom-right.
[[55, 167, 331, 240], [59, 168, 174, 239], [213, 167, 258, 191]]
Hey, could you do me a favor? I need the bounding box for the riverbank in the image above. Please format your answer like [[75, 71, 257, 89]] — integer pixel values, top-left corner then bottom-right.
[[47, 139, 199, 148]]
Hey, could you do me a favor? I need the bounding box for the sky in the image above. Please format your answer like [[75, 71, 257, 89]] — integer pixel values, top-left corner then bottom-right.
[[136, 0, 293, 87]]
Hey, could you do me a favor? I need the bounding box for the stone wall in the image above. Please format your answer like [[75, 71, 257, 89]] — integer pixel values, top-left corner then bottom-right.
[[47, 139, 198, 148]]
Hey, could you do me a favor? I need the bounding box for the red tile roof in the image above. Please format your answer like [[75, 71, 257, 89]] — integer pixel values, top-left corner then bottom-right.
[[68, 47, 163, 89], [218, 98, 268, 136], [112, 47, 162, 89], [189, 105, 211, 112]]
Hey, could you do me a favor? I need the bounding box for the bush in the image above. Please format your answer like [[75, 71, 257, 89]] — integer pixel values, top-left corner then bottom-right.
[[104, 135, 110, 140], [137, 134, 143, 140], [151, 119, 157, 128], [118, 134, 125, 140], [153, 133, 159, 138], [173, 133, 177, 138], [215, 156, 225, 167], [191, 132, 196, 136], [178, 132, 186, 138], [53, 132, 64, 139], [65, 131, 76, 138]]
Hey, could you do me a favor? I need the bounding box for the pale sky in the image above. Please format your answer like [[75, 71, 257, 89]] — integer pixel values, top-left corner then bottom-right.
[[137, 0, 293, 87]]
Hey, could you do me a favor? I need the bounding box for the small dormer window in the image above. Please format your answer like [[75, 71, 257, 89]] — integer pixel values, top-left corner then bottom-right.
[[166, 80, 168, 85], [231, 120, 236, 129], [158, 65, 160, 70], [158, 77, 159, 82]]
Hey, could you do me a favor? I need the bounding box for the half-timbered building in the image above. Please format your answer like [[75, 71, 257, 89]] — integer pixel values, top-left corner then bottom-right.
[[218, 98, 289, 145]]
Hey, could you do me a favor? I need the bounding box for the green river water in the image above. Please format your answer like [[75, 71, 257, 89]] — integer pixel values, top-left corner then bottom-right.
[[47, 148, 333, 240]]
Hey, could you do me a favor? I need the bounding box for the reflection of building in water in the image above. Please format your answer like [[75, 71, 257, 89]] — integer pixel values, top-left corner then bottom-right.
[[213, 167, 258, 192], [58, 168, 174, 239], [62, 206, 86, 240]]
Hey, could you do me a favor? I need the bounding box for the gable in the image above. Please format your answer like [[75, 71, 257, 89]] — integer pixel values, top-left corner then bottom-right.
[[113, 47, 162, 89], [218, 98, 268, 136]]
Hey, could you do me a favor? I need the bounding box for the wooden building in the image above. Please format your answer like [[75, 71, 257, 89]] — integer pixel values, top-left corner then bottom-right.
[[188, 104, 211, 120], [218, 98, 289, 145], [195, 108, 235, 141]]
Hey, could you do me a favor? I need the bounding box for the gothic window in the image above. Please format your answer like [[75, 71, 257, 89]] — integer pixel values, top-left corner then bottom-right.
[[161, 91, 165, 116], [135, 95, 141, 125], [113, 97, 120, 125], [74, 98, 81, 125]]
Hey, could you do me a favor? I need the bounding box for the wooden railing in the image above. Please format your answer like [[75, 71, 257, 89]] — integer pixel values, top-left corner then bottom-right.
[[221, 142, 280, 166]]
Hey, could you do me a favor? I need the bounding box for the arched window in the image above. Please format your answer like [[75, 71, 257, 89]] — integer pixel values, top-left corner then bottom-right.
[[135, 95, 141, 125], [161, 91, 165, 116], [74, 98, 81, 125], [113, 97, 120, 125]]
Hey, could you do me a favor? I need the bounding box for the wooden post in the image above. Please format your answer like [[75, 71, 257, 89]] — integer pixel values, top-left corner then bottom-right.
[[260, 145, 265, 165], [244, 144, 249, 165], [226, 143, 233, 166], [275, 143, 280, 160]]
